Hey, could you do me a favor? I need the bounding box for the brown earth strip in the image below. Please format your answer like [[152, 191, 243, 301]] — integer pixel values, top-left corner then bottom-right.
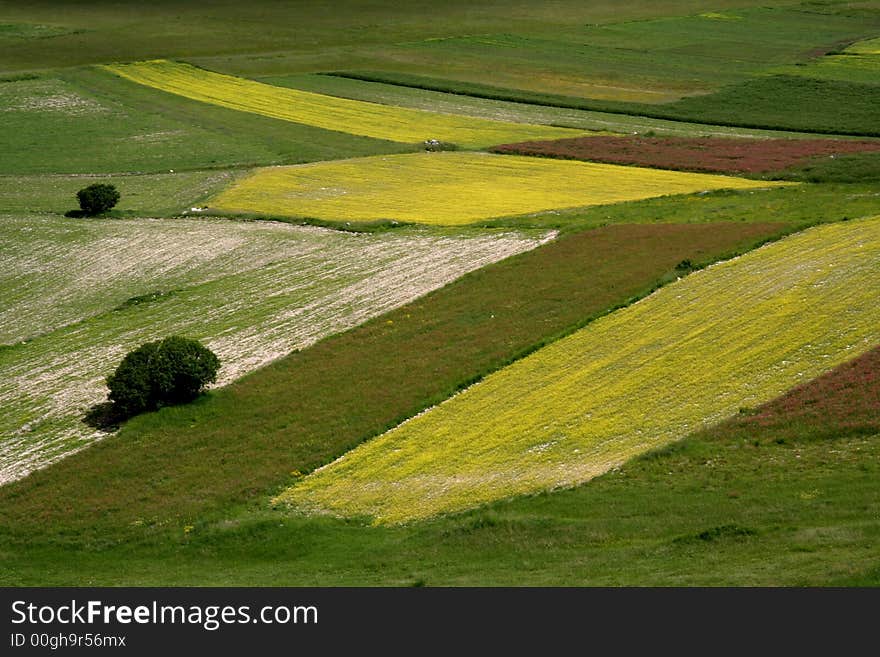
[[726, 344, 880, 437], [491, 135, 880, 174]]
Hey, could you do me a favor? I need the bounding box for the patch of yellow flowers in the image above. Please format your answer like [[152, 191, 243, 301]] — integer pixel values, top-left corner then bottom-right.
[[276, 216, 880, 523], [847, 37, 880, 55], [102, 60, 582, 148], [210, 152, 788, 225]]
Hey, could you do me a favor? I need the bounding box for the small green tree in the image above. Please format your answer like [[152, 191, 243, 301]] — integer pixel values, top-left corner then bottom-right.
[[76, 183, 120, 215], [106, 340, 159, 418], [107, 336, 220, 419]]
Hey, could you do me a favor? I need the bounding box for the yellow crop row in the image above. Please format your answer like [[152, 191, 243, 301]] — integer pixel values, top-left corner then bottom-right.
[[847, 37, 880, 55], [102, 60, 582, 148], [210, 152, 788, 225], [276, 216, 880, 523]]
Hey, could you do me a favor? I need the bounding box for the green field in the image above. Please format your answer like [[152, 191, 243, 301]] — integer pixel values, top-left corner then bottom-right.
[[266, 73, 833, 139], [209, 152, 787, 226], [330, 69, 880, 137], [351, 7, 880, 102], [664, 75, 880, 136], [775, 152, 880, 183], [477, 182, 880, 232], [0, 170, 241, 215], [2, 0, 879, 588], [0, 1, 805, 74], [0, 67, 408, 175], [771, 36, 880, 84]]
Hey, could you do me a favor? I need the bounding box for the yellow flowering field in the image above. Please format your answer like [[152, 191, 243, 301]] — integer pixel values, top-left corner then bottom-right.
[[277, 216, 880, 523], [102, 60, 582, 148], [210, 152, 787, 225], [847, 37, 880, 54]]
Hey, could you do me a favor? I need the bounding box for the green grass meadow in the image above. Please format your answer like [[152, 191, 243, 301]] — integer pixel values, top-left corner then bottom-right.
[[0, 67, 409, 175], [477, 182, 880, 232], [0, 171, 241, 215], [350, 7, 880, 101]]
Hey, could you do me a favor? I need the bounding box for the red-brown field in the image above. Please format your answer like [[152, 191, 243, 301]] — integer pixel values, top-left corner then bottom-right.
[[724, 344, 880, 437], [491, 135, 880, 174]]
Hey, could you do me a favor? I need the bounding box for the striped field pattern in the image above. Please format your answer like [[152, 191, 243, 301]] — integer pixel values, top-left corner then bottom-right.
[[276, 216, 880, 523], [0, 215, 547, 485], [209, 152, 790, 225], [102, 60, 583, 148]]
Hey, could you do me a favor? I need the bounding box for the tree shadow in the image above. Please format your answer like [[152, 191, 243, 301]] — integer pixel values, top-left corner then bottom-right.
[[64, 209, 123, 219], [82, 401, 125, 431]]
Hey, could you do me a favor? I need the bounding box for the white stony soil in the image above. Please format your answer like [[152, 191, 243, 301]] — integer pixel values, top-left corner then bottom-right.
[[0, 214, 552, 484]]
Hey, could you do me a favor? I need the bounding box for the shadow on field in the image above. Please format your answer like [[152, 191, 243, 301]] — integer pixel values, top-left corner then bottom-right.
[[82, 402, 124, 432]]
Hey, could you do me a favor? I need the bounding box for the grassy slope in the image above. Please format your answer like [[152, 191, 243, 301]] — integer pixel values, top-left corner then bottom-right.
[[770, 36, 880, 84], [0, 221, 786, 546], [1, 0, 877, 588], [3, 233, 879, 586], [666, 75, 880, 135], [279, 3, 880, 134], [773, 54, 880, 85], [776, 152, 880, 183], [0, 67, 408, 175]]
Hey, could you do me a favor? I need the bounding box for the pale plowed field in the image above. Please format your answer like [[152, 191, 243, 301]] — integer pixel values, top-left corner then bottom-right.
[[0, 215, 548, 484]]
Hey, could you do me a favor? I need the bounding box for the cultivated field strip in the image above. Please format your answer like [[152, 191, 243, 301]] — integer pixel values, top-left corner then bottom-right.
[[0, 218, 548, 484], [269, 74, 831, 140], [102, 60, 581, 148], [1, 210, 278, 343], [491, 136, 880, 175], [278, 216, 880, 524], [210, 152, 789, 225]]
